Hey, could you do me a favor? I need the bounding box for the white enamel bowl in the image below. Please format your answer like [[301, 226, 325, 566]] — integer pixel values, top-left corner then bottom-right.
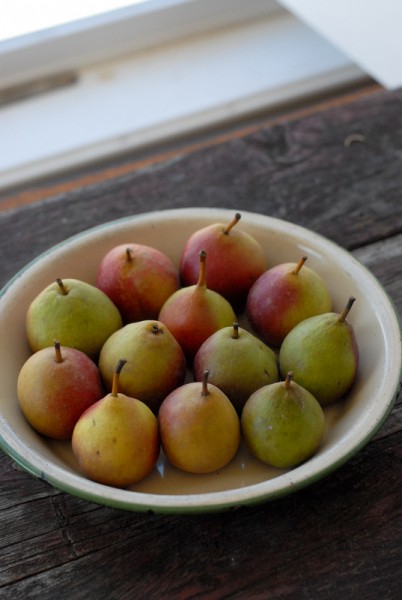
[[0, 208, 401, 513]]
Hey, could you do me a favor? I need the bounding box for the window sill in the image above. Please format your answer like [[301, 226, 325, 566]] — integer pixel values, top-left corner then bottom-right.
[[0, 6, 366, 192]]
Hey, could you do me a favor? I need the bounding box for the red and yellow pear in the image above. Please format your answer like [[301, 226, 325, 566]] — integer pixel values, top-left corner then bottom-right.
[[17, 340, 104, 439], [158, 370, 241, 474], [179, 213, 267, 307], [96, 243, 180, 323], [158, 250, 236, 362], [246, 256, 332, 347]]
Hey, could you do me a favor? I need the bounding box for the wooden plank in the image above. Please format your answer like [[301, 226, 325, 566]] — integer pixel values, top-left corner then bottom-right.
[[353, 233, 402, 315], [0, 85, 401, 598], [0, 82, 381, 211], [1, 88, 401, 291], [1, 432, 401, 598]]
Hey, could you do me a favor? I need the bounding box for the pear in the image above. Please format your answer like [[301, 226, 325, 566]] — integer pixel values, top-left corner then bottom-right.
[[179, 213, 267, 308], [17, 340, 104, 439], [279, 297, 359, 405], [158, 370, 241, 474], [72, 359, 160, 487], [158, 250, 236, 362], [96, 243, 180, 323], [246, 256, 332, 347], [98, 320, 186, 413], [241, 371, 325, 469], [26, 278, 123, 359], [193, 322, 279, 414]]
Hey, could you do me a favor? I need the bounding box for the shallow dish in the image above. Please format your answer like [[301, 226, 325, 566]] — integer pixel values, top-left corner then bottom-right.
[[0, 207, 401, 513]]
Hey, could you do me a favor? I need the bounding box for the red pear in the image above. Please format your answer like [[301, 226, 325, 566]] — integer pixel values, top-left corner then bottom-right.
[[17, 340, 104, 439], [246, 256, 332, 346], [158, 250, 236, 362], [96, 243, 180, 323], [179, 213, 267, 307]]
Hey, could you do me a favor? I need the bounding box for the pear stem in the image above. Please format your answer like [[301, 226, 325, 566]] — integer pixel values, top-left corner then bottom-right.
[[111, 359, 127, 397], [284, 371, 293, 390], [197, 250, 207, 288], [126, 247, 134, 262], [152, 323, 161, 335], [231, 322, 239, 339], [56, 278, 69, 295], [293, 256, 308, 275], [53, 340, 63, 363], [202, 369, 210, 396], [339, 296, 356, 323], [223, 212, 241, 235]]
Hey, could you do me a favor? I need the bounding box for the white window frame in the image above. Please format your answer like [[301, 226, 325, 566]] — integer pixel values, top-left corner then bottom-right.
[[0, 0, 367, 192], [0, 0, 281, 88]]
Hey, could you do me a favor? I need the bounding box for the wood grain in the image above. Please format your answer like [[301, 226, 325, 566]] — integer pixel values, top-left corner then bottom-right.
[[0, 83, 382, 211], [1, 433, 402, 599], [0, 86, 401, 599], [1, 88, 401, 289]]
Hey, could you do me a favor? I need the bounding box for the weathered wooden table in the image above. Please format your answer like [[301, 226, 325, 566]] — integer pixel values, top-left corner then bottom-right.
[[1, 85, 401, 598]]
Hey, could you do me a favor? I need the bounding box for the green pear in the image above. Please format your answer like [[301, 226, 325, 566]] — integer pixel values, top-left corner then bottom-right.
[[193, 322, 279, 413], [98, 320, 186, 414], [279, 297, 359, 405], [241, 371, 325, 469], [158, 370, 241, 474], [246, 256, 332, 347], [72, 359, 160, 487], [17, 340, 104, 439], [26, 278, 122, 359], [159, 250, 237, 362]]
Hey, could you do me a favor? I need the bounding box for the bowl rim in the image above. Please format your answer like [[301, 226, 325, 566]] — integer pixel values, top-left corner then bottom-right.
[[1, 207, 401, 513]]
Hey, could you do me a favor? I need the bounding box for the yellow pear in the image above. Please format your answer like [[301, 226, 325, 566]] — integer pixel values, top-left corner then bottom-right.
[[98, 320, 186, 414], [158, 370, 241, 474], [72, 359, 160, 487]]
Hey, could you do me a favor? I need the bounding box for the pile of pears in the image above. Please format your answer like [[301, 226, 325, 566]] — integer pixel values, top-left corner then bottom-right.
[[17, 212, 359, 488]]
